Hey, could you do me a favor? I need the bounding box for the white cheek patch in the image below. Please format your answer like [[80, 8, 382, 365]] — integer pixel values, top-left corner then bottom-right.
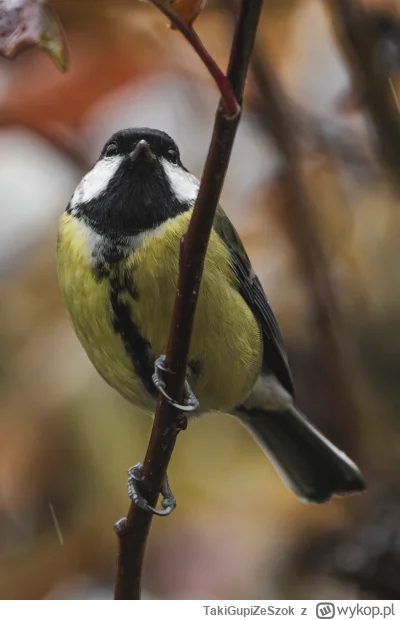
[[161, 158, 199, 203], [69, 155, 124, 211]]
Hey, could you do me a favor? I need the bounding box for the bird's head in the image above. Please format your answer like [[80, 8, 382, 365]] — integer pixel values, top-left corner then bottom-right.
[[68, 127, 199, 236]]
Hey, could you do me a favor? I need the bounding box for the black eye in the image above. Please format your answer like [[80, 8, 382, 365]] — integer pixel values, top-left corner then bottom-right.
[[167, 147, 178, 164], [105, 142, 118, 157]]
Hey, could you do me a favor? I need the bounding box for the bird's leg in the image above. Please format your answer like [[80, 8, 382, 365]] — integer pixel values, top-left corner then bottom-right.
[[114, 461, 176, 532], [152, 354, 199, 413], [128, 462, 176, 516]]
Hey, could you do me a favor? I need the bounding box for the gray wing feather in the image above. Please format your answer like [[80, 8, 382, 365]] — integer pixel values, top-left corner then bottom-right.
[[213, 206, 295, 396]]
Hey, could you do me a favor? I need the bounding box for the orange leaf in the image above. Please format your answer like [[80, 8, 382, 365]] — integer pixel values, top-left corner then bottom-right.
[[169, 0, 206, 24], [0, 0, 68, 71], [144, 0, 206, 25]]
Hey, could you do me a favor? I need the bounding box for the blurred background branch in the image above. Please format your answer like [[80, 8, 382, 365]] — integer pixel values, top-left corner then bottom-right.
[[249, 37, 362, 456], [326, 0, 400, 191]]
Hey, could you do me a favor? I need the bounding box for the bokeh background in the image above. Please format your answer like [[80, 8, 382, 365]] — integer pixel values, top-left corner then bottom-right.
[[1, 0, 400, 600]]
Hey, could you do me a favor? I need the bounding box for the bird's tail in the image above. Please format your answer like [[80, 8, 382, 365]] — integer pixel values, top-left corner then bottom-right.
[[239, 404, 365, 503]]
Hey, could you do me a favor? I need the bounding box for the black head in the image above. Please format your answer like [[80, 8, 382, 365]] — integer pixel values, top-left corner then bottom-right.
[[68, 128, 199, 236]]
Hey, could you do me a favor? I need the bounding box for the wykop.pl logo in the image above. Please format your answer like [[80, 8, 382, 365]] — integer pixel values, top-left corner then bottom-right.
[[316, 604, 335, 619]]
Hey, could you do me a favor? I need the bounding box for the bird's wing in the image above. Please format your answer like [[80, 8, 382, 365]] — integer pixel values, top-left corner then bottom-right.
[[213, 205, 295, 397]]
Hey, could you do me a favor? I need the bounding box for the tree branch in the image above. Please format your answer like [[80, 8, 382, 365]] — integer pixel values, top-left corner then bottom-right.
[[248, 39, 362, 454], [325, 0, 400, 191], [114, 0, 264, 600], [149, 0, 239, 117]]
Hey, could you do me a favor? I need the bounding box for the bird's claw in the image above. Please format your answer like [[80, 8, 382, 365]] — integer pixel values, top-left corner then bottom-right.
[[152, 354, 199, 413], [127, 462, 176, 517], [114, 517, 127, 535]]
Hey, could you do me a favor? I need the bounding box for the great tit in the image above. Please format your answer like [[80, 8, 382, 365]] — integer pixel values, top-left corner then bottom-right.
[[57, 127, 365, 503]]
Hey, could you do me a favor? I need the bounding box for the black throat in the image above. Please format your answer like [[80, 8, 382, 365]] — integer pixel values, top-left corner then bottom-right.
[[68, 158, 192, 238]]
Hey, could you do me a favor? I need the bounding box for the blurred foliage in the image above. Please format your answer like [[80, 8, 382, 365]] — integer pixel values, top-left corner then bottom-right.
[[1, 0, 400, 600], [0, 0, 68, 71]]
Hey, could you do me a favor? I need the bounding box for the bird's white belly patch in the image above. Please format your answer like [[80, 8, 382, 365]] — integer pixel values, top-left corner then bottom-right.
[[242, 374, 293, 412]]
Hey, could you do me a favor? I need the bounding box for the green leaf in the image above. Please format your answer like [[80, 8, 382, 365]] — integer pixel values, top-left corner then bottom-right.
[[39, 3, 68, 72]]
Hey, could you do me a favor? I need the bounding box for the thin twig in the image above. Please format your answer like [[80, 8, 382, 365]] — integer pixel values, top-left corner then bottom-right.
[[325, 0, 400, 190], [149, 0, 239, 117], [114, 0, 264, 600]]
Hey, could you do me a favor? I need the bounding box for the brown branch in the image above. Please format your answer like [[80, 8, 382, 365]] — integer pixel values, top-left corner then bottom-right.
[[325, 0, 400, 190], [114, 0, 264, 600], [149, 0, 239, 117], [249, 40, 362, 454]]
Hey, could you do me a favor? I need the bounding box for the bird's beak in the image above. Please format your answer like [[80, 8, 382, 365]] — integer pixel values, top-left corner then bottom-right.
[[130, 140, 156, 163]]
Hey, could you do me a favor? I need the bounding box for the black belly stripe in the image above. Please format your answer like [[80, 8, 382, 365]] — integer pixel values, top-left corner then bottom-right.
[[109, 280, 156, 397]]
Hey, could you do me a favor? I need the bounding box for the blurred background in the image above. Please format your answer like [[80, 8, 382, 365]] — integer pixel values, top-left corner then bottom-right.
[[1, 0, 400, 600]]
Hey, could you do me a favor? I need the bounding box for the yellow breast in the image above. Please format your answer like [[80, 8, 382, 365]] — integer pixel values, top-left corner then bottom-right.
[[57, 211, 263, 414]]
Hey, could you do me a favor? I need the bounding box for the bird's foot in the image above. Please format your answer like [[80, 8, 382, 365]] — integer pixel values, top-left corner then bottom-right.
[[152, 354, 199, 413], [127, 461, 176, 517], [114, 517, 128, 535]]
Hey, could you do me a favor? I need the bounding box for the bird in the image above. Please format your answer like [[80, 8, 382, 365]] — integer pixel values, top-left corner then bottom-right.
[[56, 126, 365, 509]]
